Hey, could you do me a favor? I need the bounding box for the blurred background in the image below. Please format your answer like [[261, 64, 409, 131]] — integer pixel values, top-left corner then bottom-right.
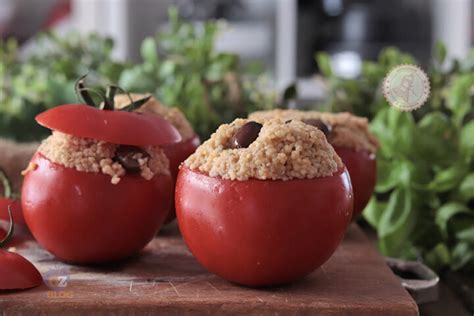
[[1, 0, 473, 93]]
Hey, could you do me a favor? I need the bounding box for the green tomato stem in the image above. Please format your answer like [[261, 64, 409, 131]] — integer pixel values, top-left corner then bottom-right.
[[0, 206, 14, 248]]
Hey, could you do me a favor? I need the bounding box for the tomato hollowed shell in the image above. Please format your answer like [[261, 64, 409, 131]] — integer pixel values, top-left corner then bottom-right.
[[22, 153, 172, 264], [333, 146, 376, 220], [162, 134, 200, 224], [176, 166, 353, 287], [36, 104, 182, 146]]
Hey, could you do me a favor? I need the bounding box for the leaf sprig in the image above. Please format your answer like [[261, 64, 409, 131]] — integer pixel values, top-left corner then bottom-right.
[[0, 9, 275, 141]]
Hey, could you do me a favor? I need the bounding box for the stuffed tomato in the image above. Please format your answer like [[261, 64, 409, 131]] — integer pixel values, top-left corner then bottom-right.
[[21, 83, 181, 264], [332, 146, 376, 219], [114, 94, 200, 224], [249, 110, 378, 220], [176, 119, 353, 287]]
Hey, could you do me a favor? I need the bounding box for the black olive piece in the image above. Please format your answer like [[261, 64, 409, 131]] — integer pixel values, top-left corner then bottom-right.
[[230, 121, 263, 149], [302, 119, 332, 137], [114, 145, 150, 174]]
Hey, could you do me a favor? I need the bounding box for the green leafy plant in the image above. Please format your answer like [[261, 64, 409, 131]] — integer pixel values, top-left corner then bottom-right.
[[317, 44, 474, 272], [119, 7, 275, 139], [0, 9, 274, 142], [0, 32, 126, 141]]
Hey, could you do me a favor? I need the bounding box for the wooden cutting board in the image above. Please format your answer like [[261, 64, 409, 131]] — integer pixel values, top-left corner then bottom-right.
[[0, 224, 418, 315]]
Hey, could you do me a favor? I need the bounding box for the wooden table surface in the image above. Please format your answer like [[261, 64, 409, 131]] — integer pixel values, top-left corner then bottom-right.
[[0, 224, 418, 315]]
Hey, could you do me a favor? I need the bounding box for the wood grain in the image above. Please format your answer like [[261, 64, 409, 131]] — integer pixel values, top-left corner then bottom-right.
[[0, 224, 418, 315]]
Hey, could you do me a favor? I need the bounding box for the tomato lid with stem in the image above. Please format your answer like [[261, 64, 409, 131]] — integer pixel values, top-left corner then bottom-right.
[[36, 75, 182, 146]]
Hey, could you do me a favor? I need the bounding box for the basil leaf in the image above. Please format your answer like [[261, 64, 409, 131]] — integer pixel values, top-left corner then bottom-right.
[[375, 159, 411, 193], [370, 108, 394, 157], [424, 243, 451, 271], [361, 61, 385, 85], [387, 108, 416, 156], [460, 121, 474, 158], [141, 37, 158, 65], [435, 202, 472, 237], [363, 197, 387, 228], [452, 242, 474, 271], [458, 173, 474, 202], [159, 60, 176, 78], [375, 186, 418, 258], [119, 66, 157, 93], [456, 227, 474, 243], [315, 52, 333, 77], [446, 73, 474, 125], [378, 187, 413, 238], [428, 163, 469, 192], [414, 112, 458, 166]]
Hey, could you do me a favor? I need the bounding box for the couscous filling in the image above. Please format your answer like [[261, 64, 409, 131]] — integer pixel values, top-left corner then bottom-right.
[[185, 118, 343, 181], [38, 132, 169, 184], [249, 110, 379, 154]]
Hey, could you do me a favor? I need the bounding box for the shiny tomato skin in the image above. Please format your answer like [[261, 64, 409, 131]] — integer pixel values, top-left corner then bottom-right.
[[164, 135, 201, 181], [0, 198, 25, 224], [36, 104, 182, 146], [22, 153, 172, 264], [176, 166, 353, 287], [0, 250, 43, 290], [162, 135, 200, 224], [334, 146, 376, 220]]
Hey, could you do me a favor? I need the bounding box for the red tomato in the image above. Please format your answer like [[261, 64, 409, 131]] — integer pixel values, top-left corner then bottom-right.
[[22, 153, 172, 263], [36, 104, 182, 146], [0, 250, 43, 290], [0, 198, 25, 225], [0, 208, 42, 290], [333, 146, 376, 220], [162, 135, 200, 224], [176, 166, 353, 287]]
